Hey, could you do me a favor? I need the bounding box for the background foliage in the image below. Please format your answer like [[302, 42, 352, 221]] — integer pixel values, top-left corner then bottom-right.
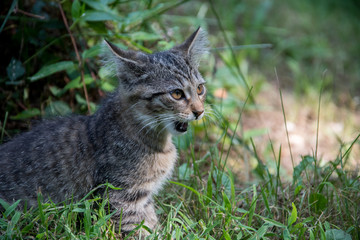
[[1, 0, 360, 239]]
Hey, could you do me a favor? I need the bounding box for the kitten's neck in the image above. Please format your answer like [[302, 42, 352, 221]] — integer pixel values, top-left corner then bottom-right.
[[130, 116, 172, 152]]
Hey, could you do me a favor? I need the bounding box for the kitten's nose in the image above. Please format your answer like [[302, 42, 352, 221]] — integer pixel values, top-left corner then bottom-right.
[[193, 110, 204, 120]]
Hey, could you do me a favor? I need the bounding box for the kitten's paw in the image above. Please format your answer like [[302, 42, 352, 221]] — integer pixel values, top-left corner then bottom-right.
[[121, 228, 151, 240]]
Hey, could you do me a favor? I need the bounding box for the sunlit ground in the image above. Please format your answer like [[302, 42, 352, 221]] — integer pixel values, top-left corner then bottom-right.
[[229, 82, 360, 178]]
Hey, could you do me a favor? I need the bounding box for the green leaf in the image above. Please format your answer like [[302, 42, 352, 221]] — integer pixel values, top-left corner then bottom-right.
[[222, 191, 232, 213], [84, 201, 91, 238], [325, 229, 351, 240], [263, 218, 286, 228], [309, 229, 315, 240], [7, 58, 25, 81], [222, 230, 231, 240], [71, 0, 81, 19], [100, 81, 116, 92], [309, 192, 328, 213], [294, 184, 303, 196], [20, 222, 34, 235], [82, 45, 103, 59], [206, 171, 212, 205], [202, 222, 219, 236], [36, 232, 46, 239], [0, 198, 10, 210], [75, 94, 97, 112], [319, 223, 326, 240], [9, 211, 21, 229], [86, 21, 108, 34], [248, 223, 271, 240], [11, 108, 41, 120], [288, 202, 297, 226], [175, 209, 194, 227], [44, 101, 72, 117], [129, 32, 161, 41], [82, 0, 113, 12], [4, 200, 21, 218], [49, 86, 64, 97], [324, 221, 331, 230], [29, 61, 76, 81], [82, 10, 121, 22], [103, 182, 122, 190], [170, 181, 203, 204], [293, 156, 314, 185], [178, 163, 194, 181], [248, 184, 257, 225], [64, 77, 82, 91], [213, 169, 232, 199], [64, 75, 94, 92], [283, 228, 291, 240], [227, 168, 236, 205], [72, 208, 86, 213], [260, 187, 271, 216], [0, 0, 17, 33]]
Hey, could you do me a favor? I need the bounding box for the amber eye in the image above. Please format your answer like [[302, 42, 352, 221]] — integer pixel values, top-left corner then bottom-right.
[[171, 89, 184, 100], [197, 84, 205, 95]]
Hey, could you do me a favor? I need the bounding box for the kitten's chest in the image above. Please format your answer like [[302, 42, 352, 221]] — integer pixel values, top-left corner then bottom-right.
[[150, 143, 177, 178], [136, 141, 177, 193]]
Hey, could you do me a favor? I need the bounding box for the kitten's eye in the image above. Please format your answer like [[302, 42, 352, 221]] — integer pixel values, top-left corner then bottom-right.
[[197, 84, 205, 95], [170, 89, 184, 100]]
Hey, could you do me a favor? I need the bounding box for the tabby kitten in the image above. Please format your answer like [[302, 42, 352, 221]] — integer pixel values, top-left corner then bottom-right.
[[0, 27, 208, 235]]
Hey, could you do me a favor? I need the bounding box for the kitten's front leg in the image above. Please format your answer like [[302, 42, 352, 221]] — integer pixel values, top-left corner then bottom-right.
[[120, 202, 158, 238], [109, 190, 158, 237]]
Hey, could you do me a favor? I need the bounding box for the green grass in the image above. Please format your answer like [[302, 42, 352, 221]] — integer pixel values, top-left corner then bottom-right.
[[1, 116, 359, 239], [1, 0, 360, 239], [1, 91, 360, 239]]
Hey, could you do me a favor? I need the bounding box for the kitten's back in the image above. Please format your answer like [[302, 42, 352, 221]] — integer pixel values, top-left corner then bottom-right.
[[0, 116, 95, 206]]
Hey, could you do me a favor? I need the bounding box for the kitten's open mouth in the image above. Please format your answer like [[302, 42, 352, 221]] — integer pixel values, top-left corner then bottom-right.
[[174, 121, 188, 132]]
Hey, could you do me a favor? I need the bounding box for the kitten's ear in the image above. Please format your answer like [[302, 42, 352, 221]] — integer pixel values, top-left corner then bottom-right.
[[174, 27, 209, 68], [104, 39, 147, 65]]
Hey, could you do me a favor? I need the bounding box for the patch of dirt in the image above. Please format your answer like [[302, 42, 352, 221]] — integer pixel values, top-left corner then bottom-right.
[[241, 83, 360, 175]]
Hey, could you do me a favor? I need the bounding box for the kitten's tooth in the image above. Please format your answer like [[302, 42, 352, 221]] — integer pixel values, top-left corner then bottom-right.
[[182, 122, 188, 131], [175, 121, 188, 132]]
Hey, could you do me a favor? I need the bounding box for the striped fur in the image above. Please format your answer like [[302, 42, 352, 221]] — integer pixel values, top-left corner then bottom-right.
[[0, 28, 208, 236]]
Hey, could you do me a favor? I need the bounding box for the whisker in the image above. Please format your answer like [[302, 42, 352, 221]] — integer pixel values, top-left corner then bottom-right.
[[139, 115, 177, 136], [156, 121, 174, 138], [125, 101, 142, 111]]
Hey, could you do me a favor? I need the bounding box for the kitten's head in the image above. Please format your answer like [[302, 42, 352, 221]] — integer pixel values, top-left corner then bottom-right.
[[105, 28, 208, 135]]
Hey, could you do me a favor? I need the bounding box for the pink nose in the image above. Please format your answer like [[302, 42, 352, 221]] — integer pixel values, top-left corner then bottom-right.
[[193, 110, 204, 119]]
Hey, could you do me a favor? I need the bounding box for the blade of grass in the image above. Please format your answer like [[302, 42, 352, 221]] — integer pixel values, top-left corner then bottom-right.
[[314, 71, 326, 185], [269, 135, 283, 201], [4, 200, 21, 218], [315, 70, 327, 160], [170, 181, 203, 205], [275, 68, 294, 168], [248, 184, 258, 226], [222, 87, 253, 173], [0, 0, 17, 34], [208, 0, 255, 104], [341, 133, 360, 160]]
